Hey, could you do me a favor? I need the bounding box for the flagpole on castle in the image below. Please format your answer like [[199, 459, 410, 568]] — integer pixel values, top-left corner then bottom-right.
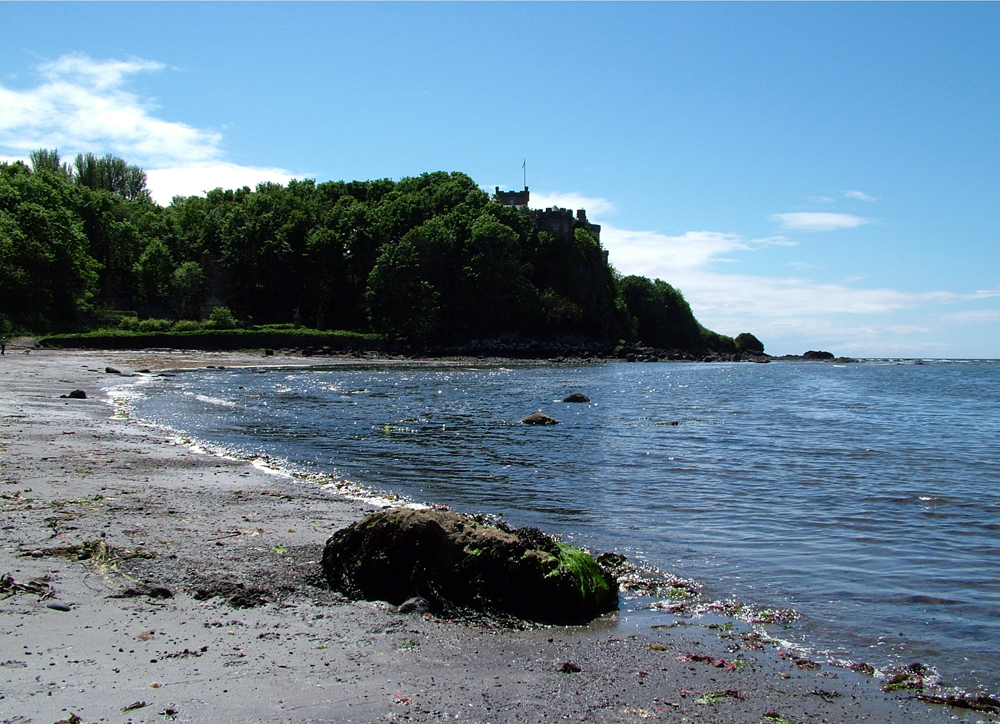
[[523, 159, 526, 190]]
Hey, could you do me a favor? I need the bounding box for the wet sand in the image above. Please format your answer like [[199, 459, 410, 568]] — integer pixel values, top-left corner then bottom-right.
[[0, 349, 976, 723]]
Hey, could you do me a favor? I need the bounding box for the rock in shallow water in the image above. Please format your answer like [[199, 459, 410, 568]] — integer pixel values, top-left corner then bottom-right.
[[521, 411, 559, 425], [562, 393, 590, 403], [322, 508, 618, 624]]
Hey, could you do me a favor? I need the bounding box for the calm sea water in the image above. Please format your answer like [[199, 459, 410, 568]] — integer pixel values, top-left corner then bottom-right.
[[119, 360, 1000, 693]]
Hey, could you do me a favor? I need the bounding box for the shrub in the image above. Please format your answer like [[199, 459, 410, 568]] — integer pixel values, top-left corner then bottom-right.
[[137, 318, 173, 333], [118, 316, 140, 331], [206, 306, 237, 330], [172, 319, 203, 332]]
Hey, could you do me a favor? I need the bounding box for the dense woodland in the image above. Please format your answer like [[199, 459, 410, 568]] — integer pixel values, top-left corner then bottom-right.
[[0, 151, 763, 354]]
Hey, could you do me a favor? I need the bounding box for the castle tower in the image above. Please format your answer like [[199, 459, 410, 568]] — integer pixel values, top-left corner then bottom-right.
[[495, 186, 530, 207]]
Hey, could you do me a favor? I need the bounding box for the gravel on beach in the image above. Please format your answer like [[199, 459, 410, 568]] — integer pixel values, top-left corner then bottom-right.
[[0, 349, 974, 723]]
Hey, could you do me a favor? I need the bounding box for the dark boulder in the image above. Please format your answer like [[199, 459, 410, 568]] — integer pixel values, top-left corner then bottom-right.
[[105, 366, 121, 374], [522, 411, 559, 425], [562, 393, 590, 403], [60, 390, 87, 399], [802, 350, 835, 360], [322, 508, 618, 624]]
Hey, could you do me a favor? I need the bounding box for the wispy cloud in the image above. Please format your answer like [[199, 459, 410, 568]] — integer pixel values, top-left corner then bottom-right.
[[845, 190, 878, 202], [771, 212, 872, 232], [936, 308, 1000, 325], [0, 53, 295, 204]]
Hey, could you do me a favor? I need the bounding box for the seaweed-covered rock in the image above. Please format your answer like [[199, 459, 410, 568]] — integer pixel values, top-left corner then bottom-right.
[[322, 508, 618, 624]]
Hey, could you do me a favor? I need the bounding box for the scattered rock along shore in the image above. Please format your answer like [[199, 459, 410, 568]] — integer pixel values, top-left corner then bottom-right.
[[0, 350, 967, 723]]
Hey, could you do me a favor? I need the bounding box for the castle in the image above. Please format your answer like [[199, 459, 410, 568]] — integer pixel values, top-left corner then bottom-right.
[[495, 186, 601, 243]]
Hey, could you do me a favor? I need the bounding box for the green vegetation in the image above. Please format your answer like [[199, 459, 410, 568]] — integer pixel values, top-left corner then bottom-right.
[[735, 332, 765, 354], [553, 541, 615, 612], [1, 150, 755, 352]]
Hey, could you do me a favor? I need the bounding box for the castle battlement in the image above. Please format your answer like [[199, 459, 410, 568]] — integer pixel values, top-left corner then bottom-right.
[[495, 186, 530, 207], [531, 206, 601, 243]]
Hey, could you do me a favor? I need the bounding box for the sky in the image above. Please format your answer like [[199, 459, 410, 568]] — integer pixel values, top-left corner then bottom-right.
[[1, 3, 998, 358]]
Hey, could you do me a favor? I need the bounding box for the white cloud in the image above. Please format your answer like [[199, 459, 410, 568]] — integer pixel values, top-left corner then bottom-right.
[[0, 53, 219, 166], [597, 213, 1000, 356], [771, 212, 872, 232], [0, 53, 296, 204], [845, 190, 878, 202], [601, 227, 796, 274], [145, 163, 295, 205], [602, 228, 748, 271], [526, 191, 617, 216]]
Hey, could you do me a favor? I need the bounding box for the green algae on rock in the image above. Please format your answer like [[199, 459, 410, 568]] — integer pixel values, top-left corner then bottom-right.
[[321, 508, 618, 624]]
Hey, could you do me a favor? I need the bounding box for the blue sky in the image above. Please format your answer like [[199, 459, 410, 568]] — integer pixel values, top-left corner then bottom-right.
[[2, 3, 998, 357]]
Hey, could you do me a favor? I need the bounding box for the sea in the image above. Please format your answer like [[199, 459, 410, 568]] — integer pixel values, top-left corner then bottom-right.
[[112, 358, 1000, 694]]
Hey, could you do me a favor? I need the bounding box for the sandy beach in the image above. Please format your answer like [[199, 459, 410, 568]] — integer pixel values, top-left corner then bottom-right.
[[0, 348, 976, 723]]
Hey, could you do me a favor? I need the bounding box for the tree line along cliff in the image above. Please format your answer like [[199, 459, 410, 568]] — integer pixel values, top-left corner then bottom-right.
[[0, 151, 763, 355]]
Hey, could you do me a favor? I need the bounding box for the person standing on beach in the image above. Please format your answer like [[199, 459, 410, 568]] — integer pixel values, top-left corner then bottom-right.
[[1, 337, 6, 355]]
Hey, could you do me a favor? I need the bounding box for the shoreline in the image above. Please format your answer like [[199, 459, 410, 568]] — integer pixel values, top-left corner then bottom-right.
[[0, 349, 985, 723]]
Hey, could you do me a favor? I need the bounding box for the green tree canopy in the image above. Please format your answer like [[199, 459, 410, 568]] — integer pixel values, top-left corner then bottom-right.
[[0, 153, 754, 349]]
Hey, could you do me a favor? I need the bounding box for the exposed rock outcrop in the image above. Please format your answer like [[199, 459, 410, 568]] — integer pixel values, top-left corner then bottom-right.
[[802, 350, 835, 360]]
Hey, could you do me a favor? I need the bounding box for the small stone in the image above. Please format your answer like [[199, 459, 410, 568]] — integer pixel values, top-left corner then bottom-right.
[[46, 601, 71, 612], [562, 393, 590, 403]]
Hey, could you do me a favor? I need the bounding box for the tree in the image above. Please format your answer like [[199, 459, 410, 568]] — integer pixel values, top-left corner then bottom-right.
[[133, 239, 174, 305], [74, 153, 150, 202], [171, 261, 206, 319], [366, 238, 441, 341], [619, 276, 702, 350], [29, 149, 72, 179], [734, 332, 765, 354], [0, 166, 99, 330]]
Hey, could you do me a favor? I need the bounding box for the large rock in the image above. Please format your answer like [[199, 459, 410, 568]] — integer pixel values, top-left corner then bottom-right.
[[322, 508, 618, 624], [562, 393, 590, 403], [522, 411, 559, 425]]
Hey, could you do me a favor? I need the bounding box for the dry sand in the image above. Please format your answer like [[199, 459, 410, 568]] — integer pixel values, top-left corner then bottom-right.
[[0, 349, 976, 723]]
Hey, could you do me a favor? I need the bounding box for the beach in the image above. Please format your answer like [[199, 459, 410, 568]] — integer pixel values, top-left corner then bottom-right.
[[0, 349, 977, 723]]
